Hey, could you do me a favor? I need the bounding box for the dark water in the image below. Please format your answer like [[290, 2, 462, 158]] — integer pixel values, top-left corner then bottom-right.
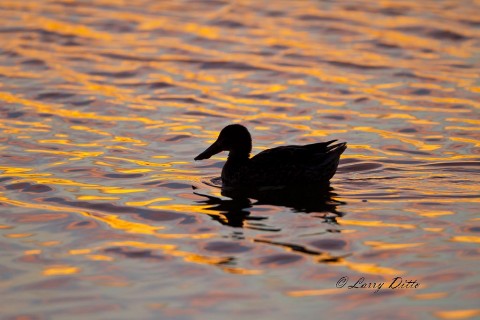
[[0, 0, 479, 319]]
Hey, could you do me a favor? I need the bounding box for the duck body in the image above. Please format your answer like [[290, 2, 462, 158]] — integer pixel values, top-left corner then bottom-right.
[[195, 124, 346, 188]]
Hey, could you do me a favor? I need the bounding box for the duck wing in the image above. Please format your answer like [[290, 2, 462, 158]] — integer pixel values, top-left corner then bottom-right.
[[246, 140, 346, 185]]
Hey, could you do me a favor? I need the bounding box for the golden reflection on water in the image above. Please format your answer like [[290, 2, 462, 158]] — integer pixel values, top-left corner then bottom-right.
[[435, 310, 480, 320], [0, 0, 479, 318], [43, 265, 80, 276]]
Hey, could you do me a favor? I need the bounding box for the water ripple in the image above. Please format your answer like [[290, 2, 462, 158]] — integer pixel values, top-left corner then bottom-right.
[[0, 0, 479, 318]]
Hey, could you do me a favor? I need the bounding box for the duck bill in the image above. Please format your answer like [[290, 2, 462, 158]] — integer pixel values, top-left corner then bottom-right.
[[194, 141, 223, 160]]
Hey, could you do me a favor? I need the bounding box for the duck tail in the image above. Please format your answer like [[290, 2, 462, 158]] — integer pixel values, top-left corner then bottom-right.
[[314, 142, 347, 182], [326, 142, 347, 155]]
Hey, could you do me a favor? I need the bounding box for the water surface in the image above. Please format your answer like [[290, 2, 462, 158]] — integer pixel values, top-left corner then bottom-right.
[[0, 0, 479, 319]]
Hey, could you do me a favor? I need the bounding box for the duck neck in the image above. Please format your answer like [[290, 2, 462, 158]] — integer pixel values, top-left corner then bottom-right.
[[227, 150, 250, 163]]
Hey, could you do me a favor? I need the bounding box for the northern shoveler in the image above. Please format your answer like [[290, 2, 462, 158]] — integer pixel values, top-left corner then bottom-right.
[[194, 124, 346, 187]]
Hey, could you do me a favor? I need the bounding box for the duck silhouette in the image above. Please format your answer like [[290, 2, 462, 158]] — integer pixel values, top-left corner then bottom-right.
[[194, 124, 346, 187]]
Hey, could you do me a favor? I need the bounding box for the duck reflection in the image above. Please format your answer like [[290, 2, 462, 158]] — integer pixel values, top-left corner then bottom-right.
[[193, 182, 345, 229]]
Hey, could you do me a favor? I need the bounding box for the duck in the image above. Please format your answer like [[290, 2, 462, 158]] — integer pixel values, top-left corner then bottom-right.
[[194, 124, 346, 187]]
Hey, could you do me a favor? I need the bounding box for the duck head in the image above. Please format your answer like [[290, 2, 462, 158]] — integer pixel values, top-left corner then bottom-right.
[[194, 124, 252, 160]]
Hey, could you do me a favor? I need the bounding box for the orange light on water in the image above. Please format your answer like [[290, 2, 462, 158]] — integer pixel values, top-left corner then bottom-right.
[[450, 236, 480, 244], [435, 309, 480, 320], [43, 265, 80, 276], [287, 288, 343, 297], [364, 241, 423, 250], [338, 219, 416, 229], [412, 292, 448, 300]]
